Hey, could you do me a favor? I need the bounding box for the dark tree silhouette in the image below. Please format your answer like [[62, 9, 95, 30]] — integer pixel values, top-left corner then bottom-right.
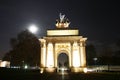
[[3, 30, 40, 67], [86, 44, 97, 65], [116, 39, 120, 48], [10, 38, 18, 49]]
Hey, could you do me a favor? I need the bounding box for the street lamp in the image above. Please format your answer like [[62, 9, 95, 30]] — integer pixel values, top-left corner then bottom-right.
[[22, 60, 24, 68], [93, 57, 98, 65], [24, 64, 28, 69]]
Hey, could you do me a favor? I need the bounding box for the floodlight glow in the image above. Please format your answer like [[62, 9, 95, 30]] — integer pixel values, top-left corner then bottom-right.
[[93, 57, 98, 61], [0, 61, 6, 67], [46, 43, 54, 67], [0, 61, 10, 67], [40, 68, 44, 73], [40, 70, 43, 73], [61, 68, 65, 71], [24, 65, 28, 69], [73, 50, 80, 67], [83, 68, 87, 73], [28, 25, 38, 34]]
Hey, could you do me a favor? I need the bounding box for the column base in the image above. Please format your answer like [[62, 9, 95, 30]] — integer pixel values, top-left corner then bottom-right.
[[40, 67, 56, 73], [45, 67, 56, 72], [71, 67, 86, 73]]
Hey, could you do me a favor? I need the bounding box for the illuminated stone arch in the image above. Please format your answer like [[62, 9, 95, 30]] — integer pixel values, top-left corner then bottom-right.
[[39, 14, 87, 73]]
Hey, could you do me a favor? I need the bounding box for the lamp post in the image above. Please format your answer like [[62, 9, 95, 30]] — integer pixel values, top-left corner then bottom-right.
[[22, 60, 24, 68], [93, 57, 98, 65]]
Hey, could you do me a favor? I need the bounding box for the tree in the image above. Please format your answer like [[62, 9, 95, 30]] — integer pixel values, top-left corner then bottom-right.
[[10, 38, 18, 49], [116, 39, 120, 48], [86, 44, 97, 65], [3, 30, 40, 66]]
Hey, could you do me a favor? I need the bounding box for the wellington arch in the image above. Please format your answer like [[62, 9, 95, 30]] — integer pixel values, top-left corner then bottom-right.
[[39, 14, 87, 73]]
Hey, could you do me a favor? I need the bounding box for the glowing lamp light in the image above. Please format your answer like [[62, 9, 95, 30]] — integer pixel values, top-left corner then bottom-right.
[[83, 68, 87, 73], [24, 65, 28, 69], [40, 68, 44, 73], [40, 70, 43, 74], [28, 24, 38, 34], [61, 68, 65, 71], [61, 68, 65, 74]]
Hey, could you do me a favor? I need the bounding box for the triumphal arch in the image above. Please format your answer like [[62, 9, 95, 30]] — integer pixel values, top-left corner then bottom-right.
[[39, 13, 87, 72]]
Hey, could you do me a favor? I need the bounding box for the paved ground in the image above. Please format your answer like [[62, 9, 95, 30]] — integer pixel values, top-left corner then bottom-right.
[[0, 68, 120, 80]]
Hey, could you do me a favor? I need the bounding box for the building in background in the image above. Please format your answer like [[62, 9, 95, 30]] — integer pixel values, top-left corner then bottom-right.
[[0, 60, 10, 68]]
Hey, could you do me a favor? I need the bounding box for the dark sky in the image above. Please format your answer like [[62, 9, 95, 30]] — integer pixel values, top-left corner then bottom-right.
[[0, 0, 120, 59]]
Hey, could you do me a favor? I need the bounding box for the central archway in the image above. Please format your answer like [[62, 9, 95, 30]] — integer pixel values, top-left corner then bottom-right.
[[58, 53, 69, 68], [57, 52, 69, 72]]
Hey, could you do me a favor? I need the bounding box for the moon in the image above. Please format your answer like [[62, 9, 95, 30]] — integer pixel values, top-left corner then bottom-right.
[[28, 24, 38, 34]]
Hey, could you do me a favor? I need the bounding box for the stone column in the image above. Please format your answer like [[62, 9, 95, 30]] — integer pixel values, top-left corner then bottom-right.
[[40, 39, 46, 68], [72, 41, 80, 67], [69, 43, 72, 67], [80, 39, 87, 67], [71, 42, 73, 67], [53, 43, 55, 68], [46, 42, 54, 67], [54, 43, 57, 68]]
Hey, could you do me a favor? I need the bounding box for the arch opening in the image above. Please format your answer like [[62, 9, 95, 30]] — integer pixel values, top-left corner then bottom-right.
[[57, 53, 69, 68]]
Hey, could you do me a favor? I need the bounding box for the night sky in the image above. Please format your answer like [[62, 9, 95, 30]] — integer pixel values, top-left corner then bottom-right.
[[0, 0, 120, 59]]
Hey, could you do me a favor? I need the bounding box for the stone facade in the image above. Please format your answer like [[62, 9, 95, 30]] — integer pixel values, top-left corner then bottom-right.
[[39, 14, 87, 72]]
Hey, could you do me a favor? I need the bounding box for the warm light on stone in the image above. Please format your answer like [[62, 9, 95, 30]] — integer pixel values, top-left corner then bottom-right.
[[46, 43, 54, 67], [83, 68, 88, 73], [39, 39, 46, 67], [39, 14, 87, 73], [47, 29, 79, 36], [72, 42, 80, 67]]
